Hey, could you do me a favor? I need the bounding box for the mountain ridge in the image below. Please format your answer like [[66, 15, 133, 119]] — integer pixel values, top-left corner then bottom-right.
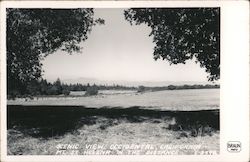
[[47, 77, 215, 87]]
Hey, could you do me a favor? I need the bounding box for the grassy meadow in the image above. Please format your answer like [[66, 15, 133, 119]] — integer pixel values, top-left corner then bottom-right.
[[7, 89, 220, 155]]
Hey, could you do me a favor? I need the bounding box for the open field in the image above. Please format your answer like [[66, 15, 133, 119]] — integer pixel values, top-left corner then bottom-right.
[[7, 89, 220, 155], [8, 89, 219, 111], [8, 106, 219, 155]]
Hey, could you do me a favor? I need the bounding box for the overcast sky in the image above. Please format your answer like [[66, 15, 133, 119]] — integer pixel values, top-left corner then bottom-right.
[[42, 8, 210, 83]]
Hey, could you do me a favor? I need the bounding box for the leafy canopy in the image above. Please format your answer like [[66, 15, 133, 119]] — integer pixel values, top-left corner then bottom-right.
[[7, 8, 104, 95], [124, 8, 220, 81]]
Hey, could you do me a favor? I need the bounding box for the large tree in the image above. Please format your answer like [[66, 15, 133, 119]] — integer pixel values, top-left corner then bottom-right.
[[7, 8, 104, 96], [124, 8, 220, 81]]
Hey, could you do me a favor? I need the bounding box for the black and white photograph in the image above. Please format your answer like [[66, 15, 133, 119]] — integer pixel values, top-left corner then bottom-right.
[[5, 7, 220, 155], [0, 1, 249, 162]]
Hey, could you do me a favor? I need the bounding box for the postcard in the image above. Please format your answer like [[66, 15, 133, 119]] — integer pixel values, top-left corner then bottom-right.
[[0, 1, 249, 162]]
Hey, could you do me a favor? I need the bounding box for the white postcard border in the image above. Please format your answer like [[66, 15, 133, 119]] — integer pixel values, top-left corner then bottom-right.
[[0, 1, 249, 162]]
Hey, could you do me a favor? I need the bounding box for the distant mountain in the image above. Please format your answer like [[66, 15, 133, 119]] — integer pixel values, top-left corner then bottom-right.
[[60, 77, 211, 87]]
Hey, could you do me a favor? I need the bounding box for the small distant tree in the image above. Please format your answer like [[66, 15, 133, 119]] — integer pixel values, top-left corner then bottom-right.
[[40, 79, 49, 95], [26, 80, 41, 96], [168, 85, 176, 90], [137, 85, 146, 93], [85, 86, 98, 96], [48, 85, 58, 95], [54, 78, 63, 94], [62, 89, 70, 96]]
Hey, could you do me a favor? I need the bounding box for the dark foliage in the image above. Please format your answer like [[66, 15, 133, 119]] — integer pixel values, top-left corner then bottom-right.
[[7, 8, 104, 96], [85, 86, 98, 96], [124, 8, 220, 81], [137, 85, 146, 93], [137, 84, 220, 93], [7, 77, 219, 99]]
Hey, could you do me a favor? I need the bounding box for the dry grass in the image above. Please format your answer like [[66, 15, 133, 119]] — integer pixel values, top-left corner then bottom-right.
[[8, 117, 219, 155], [7, 89, 219, 111]]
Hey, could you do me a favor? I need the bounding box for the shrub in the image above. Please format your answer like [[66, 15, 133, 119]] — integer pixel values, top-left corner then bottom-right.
[[168, 85, 176, 90], [137, 86, 146, 93], [62, 89, 70, 96], [85, 86, 98, 96]]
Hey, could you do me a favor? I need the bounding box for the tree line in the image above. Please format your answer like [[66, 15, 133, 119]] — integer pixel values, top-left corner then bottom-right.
[[137, 84, 219, 93], [7, 78, 137, 99], [8, 78, 219, 99]]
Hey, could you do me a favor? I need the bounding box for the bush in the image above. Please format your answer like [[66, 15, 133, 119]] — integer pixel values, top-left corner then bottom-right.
[[137, 86, 146, 93], [168, 85, 176, 90], [62, 89, 70, 96], [85, 86, 98, 96]]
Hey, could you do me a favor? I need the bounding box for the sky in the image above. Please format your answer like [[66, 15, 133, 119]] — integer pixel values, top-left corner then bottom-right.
[[42, 8, 210, 84]]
